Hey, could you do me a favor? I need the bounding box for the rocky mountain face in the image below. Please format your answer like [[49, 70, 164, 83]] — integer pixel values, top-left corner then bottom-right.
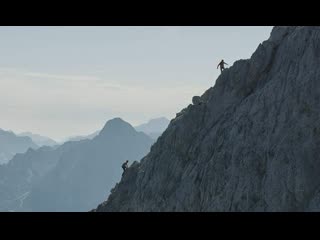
[[0, 129, 38, 164], [95, 26, 320, 212], [21, 118, 154, 212]]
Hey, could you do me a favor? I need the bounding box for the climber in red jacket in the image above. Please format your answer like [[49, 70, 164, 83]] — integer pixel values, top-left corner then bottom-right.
[[217, 59, 228, 73]]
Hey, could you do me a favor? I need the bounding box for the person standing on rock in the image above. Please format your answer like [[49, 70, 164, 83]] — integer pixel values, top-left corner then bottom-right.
[[122, 160, 129, 176], [217, 59, 228, 73]]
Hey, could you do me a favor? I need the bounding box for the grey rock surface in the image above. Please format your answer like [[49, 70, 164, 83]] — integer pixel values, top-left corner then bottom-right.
[[95, 26, 320, 212], [192, 96, 202, 105]]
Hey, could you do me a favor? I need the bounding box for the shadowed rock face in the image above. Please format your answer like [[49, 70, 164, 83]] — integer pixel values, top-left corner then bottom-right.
[[95, 26, 320, 212]]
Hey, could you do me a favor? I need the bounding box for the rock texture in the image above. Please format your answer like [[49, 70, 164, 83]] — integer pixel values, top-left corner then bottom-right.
[[192, 96, 202, 105], [95, 26, 320, 212]]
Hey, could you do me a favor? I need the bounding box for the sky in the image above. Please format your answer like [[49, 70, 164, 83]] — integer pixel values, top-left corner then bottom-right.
[[0, 26, 273, 141]]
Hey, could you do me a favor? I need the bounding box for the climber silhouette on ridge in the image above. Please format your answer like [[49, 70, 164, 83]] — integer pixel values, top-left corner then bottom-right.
[[217, 59, 228, 73], [122, 160, 129, 176]]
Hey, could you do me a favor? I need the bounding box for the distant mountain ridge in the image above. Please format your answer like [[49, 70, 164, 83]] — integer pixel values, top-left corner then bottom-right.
[[65, 131, 99, 142], [18, 132, 57, 147], [135, 117, 170, 139], [0, 118, 154, 212], [62, 117, 170, 143], [0, 129, 38, 164]]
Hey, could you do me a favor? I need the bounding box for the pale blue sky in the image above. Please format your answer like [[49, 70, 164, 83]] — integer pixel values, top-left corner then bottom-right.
[[0, 26, 273, 141]]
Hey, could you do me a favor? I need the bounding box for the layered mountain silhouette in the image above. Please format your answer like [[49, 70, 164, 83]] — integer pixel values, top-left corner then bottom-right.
[[95, 26, 320, 212], [0, 118, 153, 212], [0, 129, 38, 164], [63, 117, 170, 143], [65, 131, 100, 143], [135, 117, 170, 140], [0, 143, 75, 211], [18, 132, 57, 147]]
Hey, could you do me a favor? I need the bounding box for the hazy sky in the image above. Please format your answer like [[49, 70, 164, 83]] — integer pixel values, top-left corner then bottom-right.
[[0, 26, 273, 141]]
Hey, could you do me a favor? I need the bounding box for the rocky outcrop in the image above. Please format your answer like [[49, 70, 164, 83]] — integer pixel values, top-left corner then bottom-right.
[[192, 96, 202, 105], [95, 26, 320, 212]]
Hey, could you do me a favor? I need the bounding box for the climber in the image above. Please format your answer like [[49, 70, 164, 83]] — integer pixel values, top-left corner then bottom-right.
[[122, 160, 129, 176], [217, 59, 228, 73]]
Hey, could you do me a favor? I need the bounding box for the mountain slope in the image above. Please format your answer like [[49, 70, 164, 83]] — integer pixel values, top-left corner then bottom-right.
[[22, 118, 154, 212], [95, 26, 320, 212], [0, 129, 38, 164]]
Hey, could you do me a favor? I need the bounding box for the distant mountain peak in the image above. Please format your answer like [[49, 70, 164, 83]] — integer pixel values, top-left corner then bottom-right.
[[99, 118, 137, 137], [135, 117, 170, 135]]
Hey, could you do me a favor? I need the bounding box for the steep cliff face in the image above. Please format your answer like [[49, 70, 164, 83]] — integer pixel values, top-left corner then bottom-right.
[[95, 26, 320, 212]]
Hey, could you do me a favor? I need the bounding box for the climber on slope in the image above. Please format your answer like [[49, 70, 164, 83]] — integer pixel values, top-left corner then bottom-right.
[[217, 59, 228, 73], [122, 160, 129, 176]]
